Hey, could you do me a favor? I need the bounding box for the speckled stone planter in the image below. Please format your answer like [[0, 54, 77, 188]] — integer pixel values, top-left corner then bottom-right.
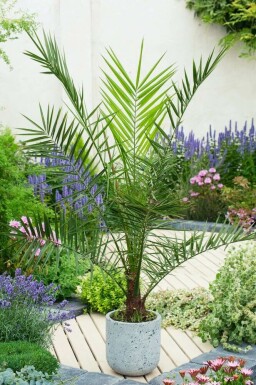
[[106, 310, 161, 376]]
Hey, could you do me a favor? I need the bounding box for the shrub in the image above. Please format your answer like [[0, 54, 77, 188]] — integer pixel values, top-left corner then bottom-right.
[[0, 269, 74, 347], [80, 266, 126, 314], [0, 129, 53, 273], [0, 341, 59, 374], [147, 288, 211, 330], [182, 168, 226, 221], [34, 253, 90, 299], [0, 366, 55, 385], [199, 243, 256, 351]]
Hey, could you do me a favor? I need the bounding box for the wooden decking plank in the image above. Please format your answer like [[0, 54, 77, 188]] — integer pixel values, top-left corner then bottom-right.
[[52, 324, 79, 368], [161, 329, 189, 367], [164, 274, 189, 290], [180, 266, 209, 288], [158, 348, 176, 372], [181, 263, 210, 286], [186, 330, 212, 353], [197, 254, 220, 273], [166, 326, 202, 359], [65, 318, 100, 372], [172, 271, 199, 289], [186, 259, 216, 280], [76, 314, 123, 377], [90, 312, 106, 340]]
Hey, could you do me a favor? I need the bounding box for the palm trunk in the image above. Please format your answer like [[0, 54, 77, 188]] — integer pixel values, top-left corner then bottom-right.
[[125, 274, 147, 321]]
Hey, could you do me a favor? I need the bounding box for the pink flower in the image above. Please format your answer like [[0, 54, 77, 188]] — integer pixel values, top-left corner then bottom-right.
[[210, 185, 216, 190], [204, 177, 212, 184], [207, 358, 226, 371], [163, 380, 175, 385], [182, 197, 189, 203], [209, 168, 216, 173], [34, 248, 41, 257], [9, 220, 21, 228], [21, 216, 29, 225], [190, 191, 200, 197], [196, 374, 210, 383], [190, 177, 196, 184], [240, 368, 253, 377], [198, 181, 204, 186], [226, 361, 240, 369], [198, 170, 208, 177], [19, 226, 27, 234], [40, 239, 46, 246], [213, 173, 220, 181], [188, 369, 201, 378], [224, 377, 234, 382], [245, 381, 254, 385], [217, 184, 224, 189]]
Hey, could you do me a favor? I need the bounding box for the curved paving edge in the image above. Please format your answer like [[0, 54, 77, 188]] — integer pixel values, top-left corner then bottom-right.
[[57, 345, 256, 385]]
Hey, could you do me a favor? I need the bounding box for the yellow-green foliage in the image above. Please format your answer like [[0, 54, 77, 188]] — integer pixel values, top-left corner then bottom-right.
[[186, 0, 256, 57], [80, 266, 126, 314]]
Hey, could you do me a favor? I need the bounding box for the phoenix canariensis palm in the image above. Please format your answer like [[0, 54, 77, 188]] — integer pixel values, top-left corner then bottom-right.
[[15, 32, 253, 321]]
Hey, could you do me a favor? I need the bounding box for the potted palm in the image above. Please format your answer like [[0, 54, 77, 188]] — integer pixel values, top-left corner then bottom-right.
[[15, 32, 252, 376]]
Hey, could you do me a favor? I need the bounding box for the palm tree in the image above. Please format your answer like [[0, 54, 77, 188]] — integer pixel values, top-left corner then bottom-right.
[[16, 31, 252, 322]]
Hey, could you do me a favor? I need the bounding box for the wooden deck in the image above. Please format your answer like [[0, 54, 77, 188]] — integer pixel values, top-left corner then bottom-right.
[[50, 236, 232, 383]]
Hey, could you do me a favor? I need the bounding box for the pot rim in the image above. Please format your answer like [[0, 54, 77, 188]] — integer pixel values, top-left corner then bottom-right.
[[106, 309, 161, 325]]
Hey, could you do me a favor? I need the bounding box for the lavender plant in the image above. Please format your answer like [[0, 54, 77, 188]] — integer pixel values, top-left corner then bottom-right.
[[0, 269, 74, 347]]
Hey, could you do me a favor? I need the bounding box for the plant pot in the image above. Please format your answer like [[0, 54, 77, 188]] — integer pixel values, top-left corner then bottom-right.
[[106, 310, 161, 376]]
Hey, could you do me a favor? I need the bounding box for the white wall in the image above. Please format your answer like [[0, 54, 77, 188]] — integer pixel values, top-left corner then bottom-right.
[[0, 0, 255, 138]]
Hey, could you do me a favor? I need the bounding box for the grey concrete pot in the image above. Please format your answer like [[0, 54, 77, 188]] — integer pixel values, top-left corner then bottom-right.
[[106, 310, 161, 376]]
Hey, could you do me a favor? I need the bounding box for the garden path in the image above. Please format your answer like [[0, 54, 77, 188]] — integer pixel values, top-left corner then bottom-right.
[[50, 230, 233, 383]]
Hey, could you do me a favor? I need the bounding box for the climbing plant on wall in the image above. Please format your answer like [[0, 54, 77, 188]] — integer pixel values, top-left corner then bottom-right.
[[0, 0, 36, 66], [186, 0, 256, 58]]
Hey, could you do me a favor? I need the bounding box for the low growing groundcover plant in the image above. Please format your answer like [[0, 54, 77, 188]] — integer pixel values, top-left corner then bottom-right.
[[0, 366, 56, 385], [0, 341, 59, 374], [0, 269, 74, 347], [163, 356, 254, 385]]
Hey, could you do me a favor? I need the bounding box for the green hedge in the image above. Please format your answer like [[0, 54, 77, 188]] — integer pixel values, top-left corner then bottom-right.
[[0, 341, 59, 374]]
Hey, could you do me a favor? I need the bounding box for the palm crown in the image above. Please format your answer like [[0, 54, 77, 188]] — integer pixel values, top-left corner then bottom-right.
[[15, 31, 251, 321]]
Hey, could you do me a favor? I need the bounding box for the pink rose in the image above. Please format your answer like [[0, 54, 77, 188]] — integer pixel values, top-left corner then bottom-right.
[[198, 170, 208, 177], [209, 167, 216, 173], [204, 177, 212, 184], [213, 173, 220, 181]]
